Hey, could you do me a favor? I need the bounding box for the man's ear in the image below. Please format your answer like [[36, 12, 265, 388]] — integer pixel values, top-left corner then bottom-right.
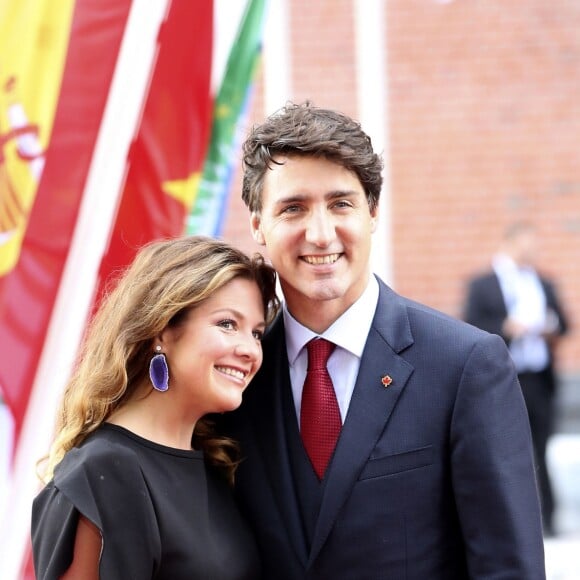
[[370, 204, 379, 234], [250, 212, 265, 245]]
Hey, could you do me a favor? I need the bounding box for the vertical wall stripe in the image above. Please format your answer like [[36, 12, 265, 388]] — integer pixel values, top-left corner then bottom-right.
[[354, 0, 393, 285]]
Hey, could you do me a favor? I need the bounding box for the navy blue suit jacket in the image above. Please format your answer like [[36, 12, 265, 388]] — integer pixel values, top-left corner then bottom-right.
[[225, 278, 546, 579]]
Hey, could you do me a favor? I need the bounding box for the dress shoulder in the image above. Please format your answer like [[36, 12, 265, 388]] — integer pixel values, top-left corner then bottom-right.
[[53, 432, 152, 526], [31, 481, 78, 580], [32, 430, 161, 580]]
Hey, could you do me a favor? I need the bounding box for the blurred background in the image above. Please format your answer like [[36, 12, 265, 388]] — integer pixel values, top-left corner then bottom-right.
[[1, 0, 579, 577]]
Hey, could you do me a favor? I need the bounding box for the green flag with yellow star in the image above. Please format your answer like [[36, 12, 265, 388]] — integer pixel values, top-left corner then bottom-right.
[[186, 0, 266, 235]]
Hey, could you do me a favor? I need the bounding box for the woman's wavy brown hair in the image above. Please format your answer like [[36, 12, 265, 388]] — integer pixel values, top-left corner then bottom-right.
[[41, 236, 279, 485]]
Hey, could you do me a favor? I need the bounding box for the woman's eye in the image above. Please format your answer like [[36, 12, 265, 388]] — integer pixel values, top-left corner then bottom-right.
[[218, 319, 236, 330], [252, 329, 264, 340]]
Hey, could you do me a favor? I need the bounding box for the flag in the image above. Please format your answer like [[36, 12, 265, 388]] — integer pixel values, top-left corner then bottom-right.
[[0, 0, 75, 281], [187, 0, 267, 236], [0, 0, 134, 447], [94, 0, 213, 305], [0, 0, 213, 453], [0, 1, 214, 577]]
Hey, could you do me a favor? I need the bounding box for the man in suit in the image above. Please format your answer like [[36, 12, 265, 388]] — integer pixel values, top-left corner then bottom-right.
[[464, 222, 569, 536], [226, 102, 545, 578]]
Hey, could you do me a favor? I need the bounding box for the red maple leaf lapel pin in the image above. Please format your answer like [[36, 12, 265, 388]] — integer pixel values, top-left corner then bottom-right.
[[381, 375, 393, 388]]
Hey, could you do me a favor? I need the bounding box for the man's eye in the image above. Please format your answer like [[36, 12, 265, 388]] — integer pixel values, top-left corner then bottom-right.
[[333, 200, 352, 209], [281, 204, 302, 214]]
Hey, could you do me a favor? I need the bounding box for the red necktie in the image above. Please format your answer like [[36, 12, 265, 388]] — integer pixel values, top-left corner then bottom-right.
[[300, 338, 342, 479]]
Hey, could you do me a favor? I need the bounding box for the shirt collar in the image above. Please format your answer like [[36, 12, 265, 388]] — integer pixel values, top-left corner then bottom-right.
[[493, 252, 535, 277], [492, 252, 518, 275], [284, 276, 380, 365]]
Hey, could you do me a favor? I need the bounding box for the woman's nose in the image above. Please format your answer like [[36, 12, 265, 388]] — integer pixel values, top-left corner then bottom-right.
[[234, 335, 262, 361]]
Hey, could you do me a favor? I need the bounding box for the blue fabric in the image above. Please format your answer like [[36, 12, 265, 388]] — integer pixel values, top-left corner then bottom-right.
[[225, 277, 546, 579]]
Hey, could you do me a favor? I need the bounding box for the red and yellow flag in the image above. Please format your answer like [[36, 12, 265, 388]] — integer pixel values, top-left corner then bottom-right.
[[1, 1, 213, 577], [0, 0, 75, 279], [94, 0, 213, 309], [0, 0, 213, 453], [0, 0, 134, 446]]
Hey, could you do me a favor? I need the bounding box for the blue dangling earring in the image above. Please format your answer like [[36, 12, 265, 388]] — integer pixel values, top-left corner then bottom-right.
[[149, 345, 169, 392]]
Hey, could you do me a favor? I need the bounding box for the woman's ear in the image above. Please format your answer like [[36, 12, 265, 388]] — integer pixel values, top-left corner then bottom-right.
[[154, 329, 168, 349]]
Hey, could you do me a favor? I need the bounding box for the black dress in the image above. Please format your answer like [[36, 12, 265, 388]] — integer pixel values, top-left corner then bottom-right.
[[31, 423, 260, 579]]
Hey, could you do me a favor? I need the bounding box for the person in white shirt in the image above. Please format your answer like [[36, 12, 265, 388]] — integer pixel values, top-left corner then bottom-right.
[[464, 222, 569, 536]]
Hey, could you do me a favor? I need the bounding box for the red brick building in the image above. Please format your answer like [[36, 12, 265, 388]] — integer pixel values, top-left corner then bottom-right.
[[221, 0, 579, 379]]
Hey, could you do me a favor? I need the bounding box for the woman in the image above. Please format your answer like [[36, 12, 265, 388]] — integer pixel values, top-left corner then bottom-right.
[[32, 235, 279, 579]]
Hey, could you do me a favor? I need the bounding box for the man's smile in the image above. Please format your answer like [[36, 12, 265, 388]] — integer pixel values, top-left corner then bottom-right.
[[301, 253, 341, 265]]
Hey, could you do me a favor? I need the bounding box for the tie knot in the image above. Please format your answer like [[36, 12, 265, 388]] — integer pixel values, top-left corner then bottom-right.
[[306, 338, 335, 371]]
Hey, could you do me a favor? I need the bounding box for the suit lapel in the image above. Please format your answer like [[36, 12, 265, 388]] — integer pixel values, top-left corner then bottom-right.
[[308, 281, 415, 565], [247, 316, 310, 566]]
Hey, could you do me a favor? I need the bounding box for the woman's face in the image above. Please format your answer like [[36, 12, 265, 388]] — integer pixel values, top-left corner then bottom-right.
[[160, 277, 266, 418]]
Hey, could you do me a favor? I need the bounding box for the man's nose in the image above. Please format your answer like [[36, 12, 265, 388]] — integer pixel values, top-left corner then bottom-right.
[[305, 209, 334, 246]]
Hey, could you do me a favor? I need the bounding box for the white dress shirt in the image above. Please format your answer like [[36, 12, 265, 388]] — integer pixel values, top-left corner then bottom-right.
[[284, 276, 380, 425], [493, 253, 549, 372]]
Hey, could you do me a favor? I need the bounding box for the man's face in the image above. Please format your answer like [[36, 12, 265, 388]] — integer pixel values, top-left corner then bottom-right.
[[250, 155, 378, 328], [514, 230, 538, 267]]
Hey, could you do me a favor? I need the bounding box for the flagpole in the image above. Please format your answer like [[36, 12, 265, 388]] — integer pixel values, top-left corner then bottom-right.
[[354, 0, 393, 286], [262, 0, 291, 115], [0, 1, 171, 577]]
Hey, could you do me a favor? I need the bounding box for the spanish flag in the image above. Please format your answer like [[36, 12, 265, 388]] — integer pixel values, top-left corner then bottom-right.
[[0, 1, 213, 576], [0, 0, 135, 450], [0, 0, 212, 451]]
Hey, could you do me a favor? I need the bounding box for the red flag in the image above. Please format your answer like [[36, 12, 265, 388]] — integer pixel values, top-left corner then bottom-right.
[[0, 0, 133, 447], [95, 0, 213, 308], [0, 0, 213, 453], [0, 1, 213, 577]]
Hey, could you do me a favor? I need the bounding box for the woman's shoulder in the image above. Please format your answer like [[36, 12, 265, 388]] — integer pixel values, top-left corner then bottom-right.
[[54, 424, 141, 483], [33, 426, 162, 579], [49, 425, 150, 525]]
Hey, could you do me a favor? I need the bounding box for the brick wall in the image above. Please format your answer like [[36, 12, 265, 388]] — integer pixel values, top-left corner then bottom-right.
[[221, 0, 580, 374]]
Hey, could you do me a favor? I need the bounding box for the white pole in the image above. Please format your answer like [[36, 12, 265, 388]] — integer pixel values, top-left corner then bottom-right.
[[212, 0, 248, 95], [0, 1, 170, 577], [262, 0, 291, 115], [354, 0, 393, 286]]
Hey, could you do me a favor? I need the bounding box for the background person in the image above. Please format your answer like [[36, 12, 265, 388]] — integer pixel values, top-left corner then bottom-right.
[[31, 235, 278, 580], [464, 222, 569, 536], [223, 102, 546, 579]]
